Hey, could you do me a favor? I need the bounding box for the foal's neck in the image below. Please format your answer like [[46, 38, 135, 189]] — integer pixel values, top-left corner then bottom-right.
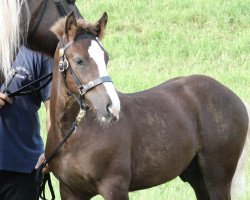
[[50, 78, 80, 138], [59, 95, 80, 132]]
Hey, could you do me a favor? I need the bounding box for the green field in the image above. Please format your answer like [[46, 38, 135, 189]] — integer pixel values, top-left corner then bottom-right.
[[39, 0, 250, 199]]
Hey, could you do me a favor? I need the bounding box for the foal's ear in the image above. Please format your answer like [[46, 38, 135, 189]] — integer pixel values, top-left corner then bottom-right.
[[96, 12, 108, 40], [65, 12, 78, 41]]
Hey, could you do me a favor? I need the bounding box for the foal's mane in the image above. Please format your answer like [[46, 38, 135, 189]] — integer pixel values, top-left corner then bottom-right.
[[0, 0, 30, 83], [51, 13, 107, 40]]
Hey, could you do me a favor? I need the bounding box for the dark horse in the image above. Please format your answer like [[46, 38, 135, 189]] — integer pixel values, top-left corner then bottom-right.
[[0, 0, 81, 81], [47, 13, 250, 200]]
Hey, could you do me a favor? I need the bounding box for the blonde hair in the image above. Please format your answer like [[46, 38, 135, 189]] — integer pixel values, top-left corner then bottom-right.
[[0, 0, 30, 83]]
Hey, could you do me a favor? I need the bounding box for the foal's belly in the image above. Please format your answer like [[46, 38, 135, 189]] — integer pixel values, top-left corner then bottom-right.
[[129, 131, 196, 190], [127, 104, 198, 190]]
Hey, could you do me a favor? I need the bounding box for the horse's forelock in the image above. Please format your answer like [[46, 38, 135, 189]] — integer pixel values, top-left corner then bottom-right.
[[0, 0, 30, 83], [77, 20, 99, 37], [51, 17, 99, 40]]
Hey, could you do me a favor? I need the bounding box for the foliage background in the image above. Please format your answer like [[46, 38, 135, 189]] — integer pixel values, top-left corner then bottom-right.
[[40, 0, 250, 199]]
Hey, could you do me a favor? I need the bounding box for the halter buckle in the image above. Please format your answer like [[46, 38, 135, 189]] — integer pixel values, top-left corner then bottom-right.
[[78, 85, 87, 96], [88, 81, 94, 88], [58, 58, 69, 72], [58, 59, 65, 72], [78, 81, 96, 96]]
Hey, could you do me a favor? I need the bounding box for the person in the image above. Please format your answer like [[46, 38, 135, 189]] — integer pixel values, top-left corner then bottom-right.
[[0, 45, 53, 200]]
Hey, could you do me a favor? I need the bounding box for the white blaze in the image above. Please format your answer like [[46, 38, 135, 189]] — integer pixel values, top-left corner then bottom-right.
[[88, 39, 120, 119]]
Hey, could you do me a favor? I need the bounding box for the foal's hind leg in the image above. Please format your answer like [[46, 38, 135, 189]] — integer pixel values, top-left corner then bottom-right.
[[180, 156, 210, 200], [197, 151, 234, 200]]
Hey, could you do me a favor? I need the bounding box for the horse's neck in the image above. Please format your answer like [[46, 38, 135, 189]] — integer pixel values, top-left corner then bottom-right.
[[59, 95, 79, 130]]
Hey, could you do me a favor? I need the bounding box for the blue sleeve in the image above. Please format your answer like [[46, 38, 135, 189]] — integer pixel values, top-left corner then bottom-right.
[[39, 55, 53, 102]]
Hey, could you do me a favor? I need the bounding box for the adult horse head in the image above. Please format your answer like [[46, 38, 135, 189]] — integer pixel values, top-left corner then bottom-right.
[[27, 0, 82, 56], [0, 0, 82, 82], [51, 12, 120, 123]]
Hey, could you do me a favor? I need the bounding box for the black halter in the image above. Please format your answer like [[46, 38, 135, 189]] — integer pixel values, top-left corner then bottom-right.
[[58, 33, 113, 110]]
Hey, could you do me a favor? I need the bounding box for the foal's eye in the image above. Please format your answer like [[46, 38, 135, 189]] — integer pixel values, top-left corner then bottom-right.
[[74, 58, 84, 66]]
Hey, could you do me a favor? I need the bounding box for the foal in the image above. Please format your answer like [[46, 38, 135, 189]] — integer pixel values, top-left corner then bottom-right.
[[46, 12, 249, 200]]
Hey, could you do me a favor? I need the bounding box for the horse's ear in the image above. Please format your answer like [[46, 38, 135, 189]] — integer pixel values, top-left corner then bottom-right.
[[96, 12, 108, 40], [65, 12, 78, 41]]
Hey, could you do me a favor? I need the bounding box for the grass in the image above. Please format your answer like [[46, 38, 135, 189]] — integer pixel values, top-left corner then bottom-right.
[[39, 0, 250, 199]]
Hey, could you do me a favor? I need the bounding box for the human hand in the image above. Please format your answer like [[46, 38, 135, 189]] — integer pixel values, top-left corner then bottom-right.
[[35, 153, 50, 174], [0, 93, 12, 109]]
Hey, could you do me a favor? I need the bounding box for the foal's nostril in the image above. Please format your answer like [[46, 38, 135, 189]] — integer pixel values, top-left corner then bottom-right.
[[106, 103, 118, 122], [106, 103, 112, 113]]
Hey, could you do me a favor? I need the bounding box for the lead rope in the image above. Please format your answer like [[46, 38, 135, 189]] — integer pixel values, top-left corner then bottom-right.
[[35, 107, 86, 200]]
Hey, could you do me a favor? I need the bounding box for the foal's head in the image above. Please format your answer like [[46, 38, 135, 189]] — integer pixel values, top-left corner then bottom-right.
[[51, 12, 120, 123]]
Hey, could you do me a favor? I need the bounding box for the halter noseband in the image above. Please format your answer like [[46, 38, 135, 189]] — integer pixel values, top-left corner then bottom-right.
[[58, 33, 112, 108]]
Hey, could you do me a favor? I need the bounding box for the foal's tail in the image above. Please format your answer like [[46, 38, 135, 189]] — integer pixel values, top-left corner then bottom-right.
[[231, 102, 250, 200]]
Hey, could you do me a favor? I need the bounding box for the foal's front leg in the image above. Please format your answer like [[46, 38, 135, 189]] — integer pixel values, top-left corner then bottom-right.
[[98, 176, 130, 200], [60, 182, 92, 200]]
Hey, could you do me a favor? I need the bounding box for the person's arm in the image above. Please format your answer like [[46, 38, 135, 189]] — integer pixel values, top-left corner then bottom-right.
[[0, 92, 12, 109], [35, 99, 50, 173]]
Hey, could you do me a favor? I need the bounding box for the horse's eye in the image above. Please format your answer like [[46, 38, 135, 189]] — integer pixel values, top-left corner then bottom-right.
[[74, 58, 84, 66]]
